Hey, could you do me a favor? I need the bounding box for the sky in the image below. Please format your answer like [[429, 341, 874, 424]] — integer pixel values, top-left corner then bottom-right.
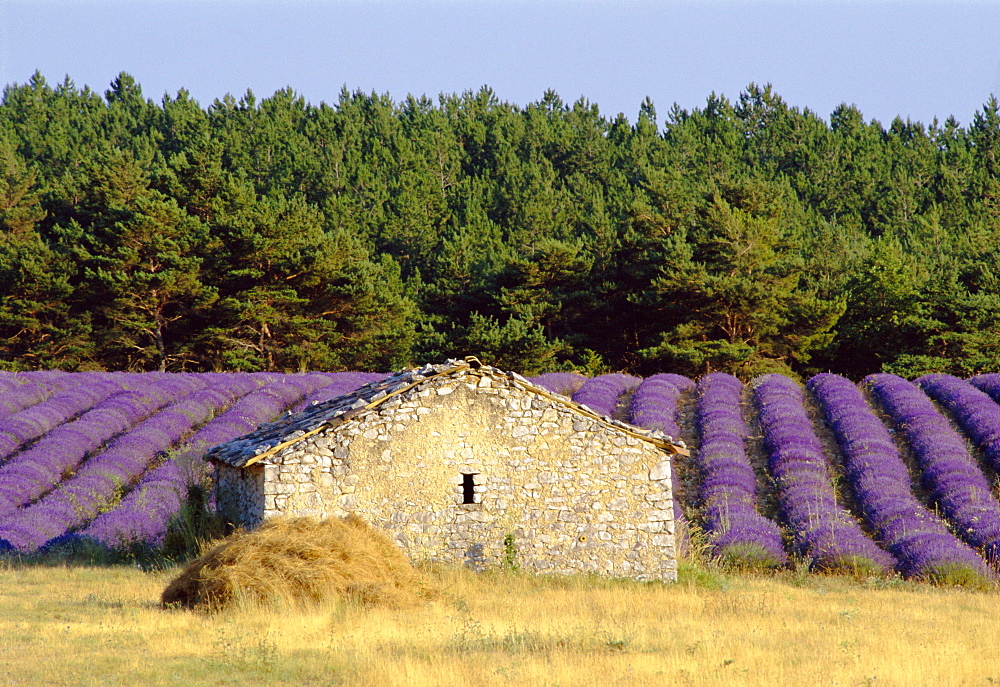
[[2, 1, 1000, 128]]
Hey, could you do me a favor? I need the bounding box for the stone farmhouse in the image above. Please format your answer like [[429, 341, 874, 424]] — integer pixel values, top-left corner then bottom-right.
[[206, 358, 686, 581]]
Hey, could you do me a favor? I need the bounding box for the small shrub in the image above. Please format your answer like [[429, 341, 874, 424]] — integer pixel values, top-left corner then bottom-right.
[[918, 562, 997, 591], [501, 533, 519, 572], [715, 541, 789, 571], [676, 559, 731, 590], [160, 484, 227, 563]]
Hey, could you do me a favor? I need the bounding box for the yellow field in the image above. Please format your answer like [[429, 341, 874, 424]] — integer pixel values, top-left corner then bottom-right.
[[1, 560, 999, 686]]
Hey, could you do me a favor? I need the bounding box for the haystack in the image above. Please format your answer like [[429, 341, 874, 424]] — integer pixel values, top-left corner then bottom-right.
[[161, 515, 434, 611]]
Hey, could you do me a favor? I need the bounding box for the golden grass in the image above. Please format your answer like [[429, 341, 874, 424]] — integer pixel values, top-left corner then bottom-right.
[[161, 516, 434, 611], [1, 559, 999, 686]]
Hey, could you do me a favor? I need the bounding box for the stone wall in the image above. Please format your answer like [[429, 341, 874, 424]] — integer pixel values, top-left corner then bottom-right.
[[216, 463, 264, 528], [216, 373, 677, 581]]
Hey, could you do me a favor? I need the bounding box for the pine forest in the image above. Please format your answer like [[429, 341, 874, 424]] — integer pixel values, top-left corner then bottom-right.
[[3, 72, 1000, 381]]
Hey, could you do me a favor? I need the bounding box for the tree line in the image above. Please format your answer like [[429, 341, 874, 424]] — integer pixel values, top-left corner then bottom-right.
[[2, 72, 999, 380]]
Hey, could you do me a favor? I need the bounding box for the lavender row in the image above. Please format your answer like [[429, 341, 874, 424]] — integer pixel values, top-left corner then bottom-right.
[[2, 371, 89, 388], [627, 373, 694, 552], [0, 377, 135, 460], [67, 375, 339, 549], [808, 373, 990, 581], [0, 382, 249, 552], [0, 376, 53, 421], [627, 373, 693, 439], [0, 372, 166, 424], [919, 374, 1000, 476], [971, 374, 1000, 404], [869, 373, 1000, 566], [0, 377, 207, 516], [753, 374, 896, 573], [695, 372, 787, 567], [69, 461, 187, 550], [571, 373, 642, 418], [0, 371, 95, 418], [529, 372, 588, 398]]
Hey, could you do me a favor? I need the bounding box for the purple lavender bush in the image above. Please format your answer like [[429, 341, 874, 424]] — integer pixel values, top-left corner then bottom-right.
[[0, 383, 198, 516], [753, 374, 895, 574], [571, 373, 642, 418], [870, 373, 1000, 567], [970, 374, 1000, 404], [695, 372, 788, 568], [649, 373, 695, 392], [0, 383, 228, 552], [0, 378, 129, 460], [67, 460, 187, 551], [919, 374, 1000, 476], [628, 373, 694, 554], [628, 374, 692, 439], [0, 375, 54, 421], [808, 373, 991, 583], [530, 372, 588, 397], [52, 375, 334, 552]]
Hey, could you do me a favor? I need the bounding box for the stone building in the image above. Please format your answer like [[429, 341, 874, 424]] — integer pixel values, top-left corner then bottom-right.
[[206, 358, 686, 581]]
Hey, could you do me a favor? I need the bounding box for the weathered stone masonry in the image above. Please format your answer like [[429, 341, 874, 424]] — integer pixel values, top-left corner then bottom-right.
[[209, 360, 682, 581]]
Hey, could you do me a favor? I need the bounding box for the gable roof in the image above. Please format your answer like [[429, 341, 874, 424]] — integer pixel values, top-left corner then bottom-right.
[[206, 357, 689, 469]]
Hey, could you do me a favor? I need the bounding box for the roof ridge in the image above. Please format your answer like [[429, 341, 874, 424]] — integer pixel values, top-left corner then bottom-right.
[[206, 357, 688, 468]]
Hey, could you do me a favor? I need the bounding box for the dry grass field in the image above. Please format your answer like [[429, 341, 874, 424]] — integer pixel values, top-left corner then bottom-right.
[[1, 557, 999, 686]]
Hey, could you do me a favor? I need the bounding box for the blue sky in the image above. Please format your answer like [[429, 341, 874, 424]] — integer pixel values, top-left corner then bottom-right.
[[2, 1, 999, 127]]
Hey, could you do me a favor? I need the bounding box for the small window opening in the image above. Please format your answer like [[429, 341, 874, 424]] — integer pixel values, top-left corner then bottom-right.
[[462, 473, 478, 504]]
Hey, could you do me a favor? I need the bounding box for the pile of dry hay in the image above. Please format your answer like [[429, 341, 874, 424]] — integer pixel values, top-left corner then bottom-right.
[[161, 515, 436, 611]]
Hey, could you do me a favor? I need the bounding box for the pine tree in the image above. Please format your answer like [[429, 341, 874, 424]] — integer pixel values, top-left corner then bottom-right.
[[202, 180, 415, 371], [637, 182, 844, 378], [0, 140, 92, 368]]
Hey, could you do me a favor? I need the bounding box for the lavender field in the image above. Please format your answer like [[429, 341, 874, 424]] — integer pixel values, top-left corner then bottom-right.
[[3, 368, 1000, 583]]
